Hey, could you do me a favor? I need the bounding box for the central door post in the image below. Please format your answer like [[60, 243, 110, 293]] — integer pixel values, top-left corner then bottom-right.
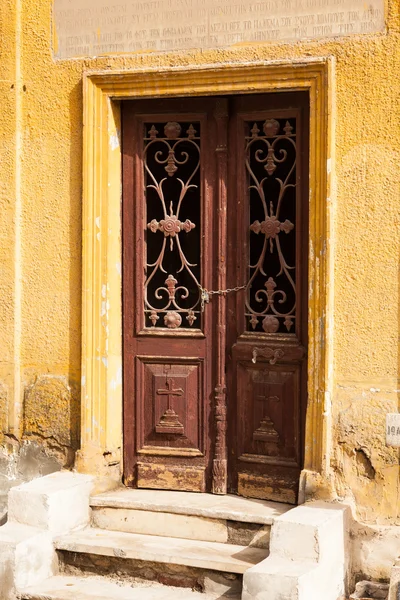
[[212, 99, 229, 494]]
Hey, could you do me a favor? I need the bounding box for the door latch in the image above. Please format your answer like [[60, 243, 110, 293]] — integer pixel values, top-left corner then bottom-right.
[[252, 347, 285, 365]]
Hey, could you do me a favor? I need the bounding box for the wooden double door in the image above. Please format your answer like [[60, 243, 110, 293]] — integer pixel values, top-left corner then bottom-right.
[[123, 93, 308, 503]]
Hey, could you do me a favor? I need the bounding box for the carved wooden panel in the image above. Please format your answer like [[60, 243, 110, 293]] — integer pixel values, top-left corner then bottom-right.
[[236, 361, 300, 466], [136, 356, 204, 455]]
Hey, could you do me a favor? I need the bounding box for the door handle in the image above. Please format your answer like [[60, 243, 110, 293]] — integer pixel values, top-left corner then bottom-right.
[[252, 347, 284, 365]]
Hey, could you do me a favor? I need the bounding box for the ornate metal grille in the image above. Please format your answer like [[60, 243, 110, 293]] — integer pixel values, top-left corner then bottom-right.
[[144, 121, 202, 330], [245, 118, 297, 334]]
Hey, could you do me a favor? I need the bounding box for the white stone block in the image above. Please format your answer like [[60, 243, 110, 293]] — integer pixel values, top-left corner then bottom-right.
[[8, 471, 94, 534], [242, 555, 316, 600], [270, 501, 347, 564], [14, 530, 57, 590], [0, 545, 15, 599], [244, 556, 346, 600], [243, 501, 350, 600], [352, 523, 400, 582], [0, 522, 57, 598], [388, 561, 400, 600]]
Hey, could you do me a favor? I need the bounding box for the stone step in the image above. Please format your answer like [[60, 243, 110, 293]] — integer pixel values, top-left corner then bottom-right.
[[55, 527, 268, 575], [20, 575, 231, 600], [91, 489, 289, 524], [90, 489, 289, 546]]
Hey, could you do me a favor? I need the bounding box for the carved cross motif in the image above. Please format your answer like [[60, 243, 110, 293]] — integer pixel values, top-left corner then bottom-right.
[[253, 388, 281, 443], [156, 377, 185, 435], [156, 378, 184, 408]]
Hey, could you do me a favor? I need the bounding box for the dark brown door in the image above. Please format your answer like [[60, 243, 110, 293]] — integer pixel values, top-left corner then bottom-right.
[[122, 93, 308, 502], [122, 98, 222, 492], [226, 94, 309, 503]]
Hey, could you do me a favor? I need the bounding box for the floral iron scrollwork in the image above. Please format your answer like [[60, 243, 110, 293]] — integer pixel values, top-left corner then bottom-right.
[[245, 118, 297, 334], [147, 204, 195, 251], [144, 121, 202, 329]]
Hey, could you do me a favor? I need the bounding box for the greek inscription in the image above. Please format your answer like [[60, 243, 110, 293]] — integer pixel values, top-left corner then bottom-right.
[[338, 22, 354, 32], [53, 0, 385, 58], [313, 24, 332, 34], [360, 20, 378, 31], [294, 26, 307, 36], [317, 12, 344, 23]]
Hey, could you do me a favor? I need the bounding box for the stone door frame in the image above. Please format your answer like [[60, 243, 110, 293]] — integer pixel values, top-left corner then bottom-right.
[[76, 58, 335, 499]]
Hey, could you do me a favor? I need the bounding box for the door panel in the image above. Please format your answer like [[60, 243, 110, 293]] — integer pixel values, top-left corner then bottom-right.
[[123, 99, 221, 492], [135, 357, 204, 450], [234, 358, 303, 503], [226, 93, 309, 503]]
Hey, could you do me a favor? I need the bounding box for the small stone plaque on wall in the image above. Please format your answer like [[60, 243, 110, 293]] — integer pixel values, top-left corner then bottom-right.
[[386, 413, 400, 447], [53, 0, 385, 59]]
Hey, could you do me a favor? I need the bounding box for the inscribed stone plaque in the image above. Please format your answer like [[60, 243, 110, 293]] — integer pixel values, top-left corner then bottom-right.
[[386, 413, 400, 447], [53, 0, 385, 59]]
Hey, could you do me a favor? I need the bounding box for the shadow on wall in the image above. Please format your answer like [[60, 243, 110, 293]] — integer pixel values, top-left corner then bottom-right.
[[0, 438, 65, 527]]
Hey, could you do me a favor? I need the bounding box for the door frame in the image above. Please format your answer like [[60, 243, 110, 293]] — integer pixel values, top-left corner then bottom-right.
[[76, 59, 335, 502]]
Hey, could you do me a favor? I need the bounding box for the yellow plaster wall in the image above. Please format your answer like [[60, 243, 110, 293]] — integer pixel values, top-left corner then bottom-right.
[[0, 0, 399, 523], [0, 0, 18, 438]]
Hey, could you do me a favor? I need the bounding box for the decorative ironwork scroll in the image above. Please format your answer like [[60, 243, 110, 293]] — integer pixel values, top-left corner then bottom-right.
[[245, 118, 297, 334], [144, 121, 202, 329]]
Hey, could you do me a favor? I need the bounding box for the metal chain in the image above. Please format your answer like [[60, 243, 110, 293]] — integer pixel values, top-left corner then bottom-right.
[[198, 284, 246, 312]]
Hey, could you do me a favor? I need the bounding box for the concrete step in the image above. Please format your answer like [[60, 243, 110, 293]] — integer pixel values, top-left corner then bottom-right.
[[90, 489, 289, 524], [90, 489, 290, 546], [20, 575, 233, 599], [55, 527, 267, 575]]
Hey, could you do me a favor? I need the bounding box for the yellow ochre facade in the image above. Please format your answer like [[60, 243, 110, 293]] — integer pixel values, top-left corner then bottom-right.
[[0, 0, 400, 582]]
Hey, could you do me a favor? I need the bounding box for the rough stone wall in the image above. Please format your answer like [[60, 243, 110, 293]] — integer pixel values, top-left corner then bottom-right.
[[0, 375, 79, 518], [332, 386, 400, 525]]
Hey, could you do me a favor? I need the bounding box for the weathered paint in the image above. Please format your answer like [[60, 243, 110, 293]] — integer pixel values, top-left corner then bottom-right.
[[0, 0, 399, 549], [137, 463, 206, 492], [238, 473, 297, 504]]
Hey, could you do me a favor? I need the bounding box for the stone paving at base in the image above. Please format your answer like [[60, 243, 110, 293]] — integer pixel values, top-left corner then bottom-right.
[[21, 574, 232, 599]]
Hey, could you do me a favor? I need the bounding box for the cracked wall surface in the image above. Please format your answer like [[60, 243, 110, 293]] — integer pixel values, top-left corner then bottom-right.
[[0, 375, 79, 518], [0, 0, 399, 579], [332, 388, 400, 525], [24, 376, 79, 452]]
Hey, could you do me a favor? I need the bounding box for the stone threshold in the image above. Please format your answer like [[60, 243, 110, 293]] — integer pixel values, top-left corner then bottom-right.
[[91, 489, 291, 525]]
